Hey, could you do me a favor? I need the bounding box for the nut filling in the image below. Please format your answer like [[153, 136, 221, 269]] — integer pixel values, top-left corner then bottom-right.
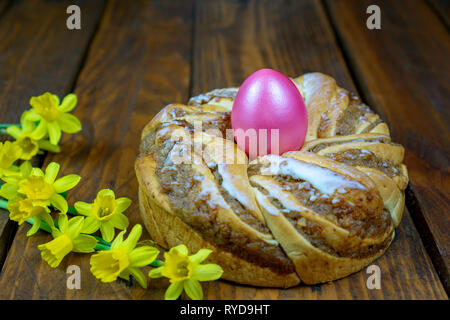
[[327, 149, 402, 178], [142, 126, 295, 275]]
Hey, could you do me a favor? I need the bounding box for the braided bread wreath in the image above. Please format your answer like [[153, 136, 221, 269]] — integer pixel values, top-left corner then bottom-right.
[[135, 73, 409, 288]]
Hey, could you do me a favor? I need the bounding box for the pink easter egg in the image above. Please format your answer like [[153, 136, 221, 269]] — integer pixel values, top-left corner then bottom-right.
[[231, 68, 308, 158]]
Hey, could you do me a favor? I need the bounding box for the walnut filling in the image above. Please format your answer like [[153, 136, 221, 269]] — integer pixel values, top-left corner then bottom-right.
[[251, 181, 392, 258], [143, 129, 295, 274], [209, 165, 270, 234], [335, 98, 378, 135], [327, 149, 402, 178]]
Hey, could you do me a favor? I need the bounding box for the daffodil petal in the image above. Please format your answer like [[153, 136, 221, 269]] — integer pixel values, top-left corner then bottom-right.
[[173, 244, 188, 256], [0, 183, 18, 200], [58, 113, 82, 134], [81, 216, 101, 234], [53, 174, 81, 193], [111, 230, 125, 249], [97, 189, 115, 198], [122, 224, 142, 251], [6, 126, 22, 139], [50, 193, 68, 214], [26, 217, 41, 236], [29, 120, 47, 140], [189, 248, 213, 264], [100, 221, 115, 243], [20, 161, 32, 177], [68, 216, 85, 238], [21, 117, 35, 133], [192, 264, 224, 282], [128, 267, 148, 289], [31, 167, 44, 177], [129, 246, 159, 268], [118, 269, 131, 281], [74, 201, 93, 216], [165, 281, 184, 300], [47, 121, 62, 145], [148, 266, 164, 278], [59, 93, 77, 112], [58, 214, 69, 233], [22, 109, 41, 122], [116, 197, 132, 212], [109, 212, 129, 230], [42, 212, 55, 230], [38, 140, 60, 153], [44, 162, 60, 183], [184, 279, 203, 300], [73, 234, 97, 253]]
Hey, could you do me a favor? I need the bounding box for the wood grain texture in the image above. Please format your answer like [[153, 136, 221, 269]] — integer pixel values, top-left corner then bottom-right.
[[191, 0, 446, 299], [0, 0, 11, 16], [0, 0, 193, 299], [0, 0, 105, 270], [325, 0, 450, 292], [0, 0, 447, 300], [427, 0, 450, 28]]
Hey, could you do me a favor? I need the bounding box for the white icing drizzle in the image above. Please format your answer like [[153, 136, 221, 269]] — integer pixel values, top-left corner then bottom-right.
[[260, 155, 366, 194], [255, 190, 279, 216], [197, 175, 230, 209], [217, 164, 250, 208]]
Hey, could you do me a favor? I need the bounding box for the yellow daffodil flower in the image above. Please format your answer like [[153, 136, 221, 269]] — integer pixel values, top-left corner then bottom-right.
[[0, 141, 22, 180], [90, 224, 159, 288], [38, 215, 97, 268], [18, 162, 81, 214], [8, 196, 53, 236], [148, 244, 223, 300], [75, 189, 131, 242], [25, 92, 81, 145], [0, 160, 32, 185], [6, 115, 60, 160]]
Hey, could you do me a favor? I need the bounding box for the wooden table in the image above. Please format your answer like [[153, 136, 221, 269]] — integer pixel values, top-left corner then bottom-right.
[[0, 0, 448, 300]]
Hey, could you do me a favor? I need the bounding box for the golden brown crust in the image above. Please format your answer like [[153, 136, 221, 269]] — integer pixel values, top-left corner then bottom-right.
[[135, 72, 408, 287]]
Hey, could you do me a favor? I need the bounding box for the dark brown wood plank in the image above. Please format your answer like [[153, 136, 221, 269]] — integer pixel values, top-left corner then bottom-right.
[[325, 0, 450, 292], [192, 0, 446, 299], [0, 0, 193, 299], [0, 0, 105, 271], [1, 0, 447, 300], [0, 0, 11, 15], [427, 0, 450, 28]]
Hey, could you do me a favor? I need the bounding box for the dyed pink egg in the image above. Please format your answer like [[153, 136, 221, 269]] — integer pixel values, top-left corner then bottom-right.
[[231, 69, 308, 158]]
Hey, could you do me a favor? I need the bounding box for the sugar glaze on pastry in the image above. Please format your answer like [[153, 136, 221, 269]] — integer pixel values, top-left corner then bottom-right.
[[135, 73, 408, 287]]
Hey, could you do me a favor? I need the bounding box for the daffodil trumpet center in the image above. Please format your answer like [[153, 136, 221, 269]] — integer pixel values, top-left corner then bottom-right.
[[19, 176, 54, 200], [176, 260, 191, 279], [92, 195, 117, 220], [39, 234, 74, 268], [37, 106, 60, 122]]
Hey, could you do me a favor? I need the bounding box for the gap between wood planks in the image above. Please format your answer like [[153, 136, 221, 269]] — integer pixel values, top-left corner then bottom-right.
[[321, 0, 449, 294]]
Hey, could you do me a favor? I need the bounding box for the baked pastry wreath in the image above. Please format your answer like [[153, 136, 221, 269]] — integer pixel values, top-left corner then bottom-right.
[[135, 73, 408, 288]]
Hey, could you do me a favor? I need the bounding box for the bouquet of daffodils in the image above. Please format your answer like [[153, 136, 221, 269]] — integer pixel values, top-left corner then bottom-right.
[[0, 92, 223, 300]]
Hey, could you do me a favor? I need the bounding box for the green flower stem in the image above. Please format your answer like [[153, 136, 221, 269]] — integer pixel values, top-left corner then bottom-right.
[[67, 205, 78, 215], [0, 124, 20, 136], [0, 199, 8, 210], [0, 124, 20, 129]]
